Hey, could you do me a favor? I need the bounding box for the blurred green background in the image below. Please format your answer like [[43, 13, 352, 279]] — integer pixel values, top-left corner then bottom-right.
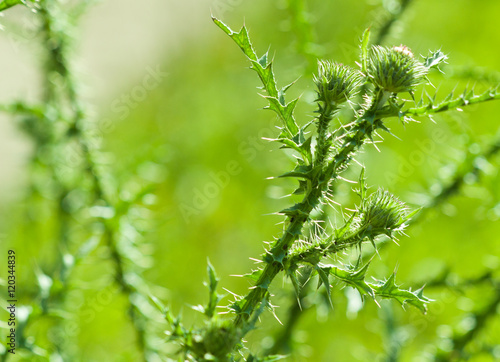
[[1, 0, 500, 360]]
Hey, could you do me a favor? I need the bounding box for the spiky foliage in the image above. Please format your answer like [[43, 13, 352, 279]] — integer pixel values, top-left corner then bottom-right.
[[158, 18, 500, 360]]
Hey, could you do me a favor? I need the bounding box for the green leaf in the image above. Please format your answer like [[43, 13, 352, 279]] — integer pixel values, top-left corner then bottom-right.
[[357, 167, 368, 200], [243, 268, 264, 282], [316, 266, 333, 307], [370, 273, 432, 313], [323, 264, 431, 313], [212, 17, 257, 61], [258, 51, 269, 67], [0, 0, 25, 12], [278, 164, 313, 179], [423, 50, 448, 70], [279, 202, 309, 217], [328, 263, 374, 298], [406, 87, 500, 116], [213, 17, 300, 137], [164, 308, 185, 338], [265, 96, 300, 136], [360, 28, 371, 74], [292, 179, 309, 195], [205, 259, 221, 318], [273, 137, 301, 152]]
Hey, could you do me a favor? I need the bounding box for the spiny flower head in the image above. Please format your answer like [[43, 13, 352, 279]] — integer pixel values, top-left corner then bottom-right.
[[314, 60, 362, 106], [367, 45, 428, 93], [359, 189, 409, 237]]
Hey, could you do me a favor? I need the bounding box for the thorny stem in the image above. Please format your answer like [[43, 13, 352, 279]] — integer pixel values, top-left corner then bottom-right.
[[266, 7, 414, 349], [314, 102, 337, 168], [234, 89, 386, 331]]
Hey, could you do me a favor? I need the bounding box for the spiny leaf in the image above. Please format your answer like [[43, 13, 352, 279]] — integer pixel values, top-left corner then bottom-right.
[[323, 264, 431, 313], [229, 298, 247, 316], [212, 17, 257, 61], [265, 96, 300, 136], [356, 167, 368, 200], [327, 263, 374, 298], [279, 202, 309, 218], [292, 179, 309, 195], [370, 273, 431, 313], [334, 212, 357, 240], [273, 137, 302, 152], [360, 28, 371, 74], [164, 307, 185, 338], [406, 87, 500, 116], [213, 17, 300, 137], [316, 266, 333, 307], [423, 50, 448, 70], [243, 268, 264, 282], [205, 259, 222, 318], [288, 270, 302, 297], [258, 51, 269, 68], [278, 164, 313, 179]]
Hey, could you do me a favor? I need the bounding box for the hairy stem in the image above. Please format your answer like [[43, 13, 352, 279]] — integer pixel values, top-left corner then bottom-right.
[[234, 89, 385, 331], [315, 102, 337, 168]]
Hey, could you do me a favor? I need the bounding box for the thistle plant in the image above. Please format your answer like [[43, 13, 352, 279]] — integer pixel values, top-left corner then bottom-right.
[[152, 14, 500, 359], [1, 0, 500, 361]]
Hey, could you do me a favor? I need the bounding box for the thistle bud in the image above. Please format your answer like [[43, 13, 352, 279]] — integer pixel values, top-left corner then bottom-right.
[[314, 61, 362, 106], [360, 189, 408, 236], [367, 45, 427, 93], [202, 320, 239, 359]]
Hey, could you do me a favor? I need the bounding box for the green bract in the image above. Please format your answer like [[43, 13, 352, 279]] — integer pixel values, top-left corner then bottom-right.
[[314, 60, 362, 106], [367, 45, 428, 93]]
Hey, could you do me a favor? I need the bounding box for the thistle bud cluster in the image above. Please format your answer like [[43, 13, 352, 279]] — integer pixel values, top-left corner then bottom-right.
[[314, 60, 362, 106], [367, 45, 428, 93]]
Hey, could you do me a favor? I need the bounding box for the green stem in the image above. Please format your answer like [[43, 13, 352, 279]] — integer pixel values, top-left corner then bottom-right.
[[233, 198, 316, 328], [233, 90, 385, 331], [315, 102, 337, 168]]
